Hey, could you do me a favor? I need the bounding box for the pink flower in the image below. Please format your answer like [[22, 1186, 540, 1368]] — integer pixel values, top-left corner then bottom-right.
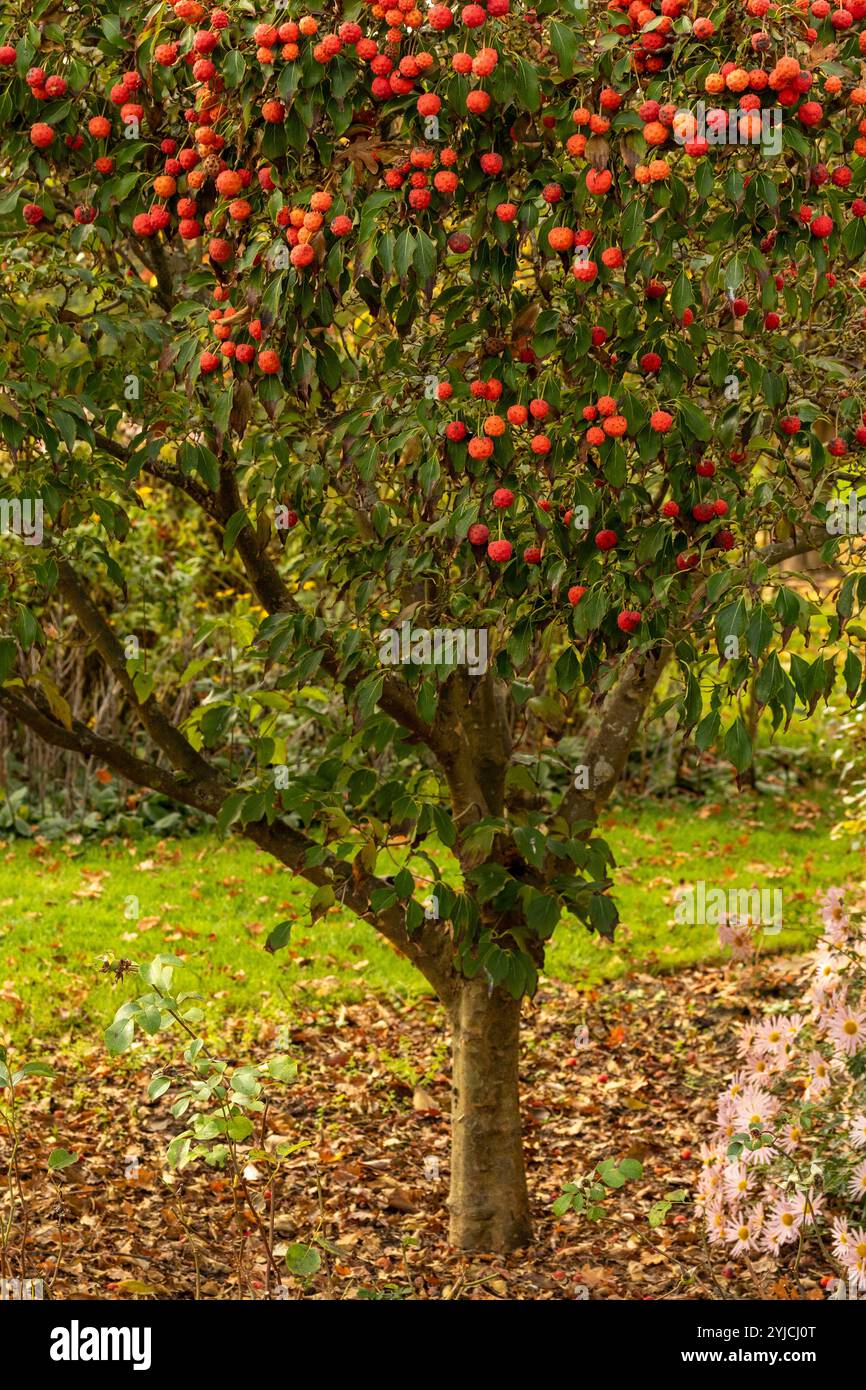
[[846, 1159, 866, 1203], [840, 1227, 866, 1292], [831, 1215, 851, 1262], [723, 1161, 753, 1203], [849, 1114, 866, 1149], [776, 1120, 804, 1155], [804, 1051, 834, 1101], [754, 1014, 801, 1054], [734, 1085, 779, 1131], [765, 1198, 803, 1250], [827, 1005, 866, 1058], [820, 889, 849, 943], [725, 1204, 764, 1255], [813, 950, 844, 995], [705, 1201, 728, 1245]]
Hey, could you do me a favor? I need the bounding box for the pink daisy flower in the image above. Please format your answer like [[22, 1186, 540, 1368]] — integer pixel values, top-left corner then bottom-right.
[[831, 1215, 851, 1262], [846, 1159, 866, 1203], [723, 1161, 753, 1204], [766, 1198, 804, 1247], [719, 920, 755, 959], [841, 1227, 866, 1292], [820, 888, 849, 943], [804, 1051, 833, 1101], [849, 1114, 866, 1149], [734, 1085, 779, 1131], [828, 1005, 866, 1058], [776, 1120, 804, 1155], [705, 1202, 728, 1246], [725, 1203, 764, 1255], [813, 951, 844, 994]]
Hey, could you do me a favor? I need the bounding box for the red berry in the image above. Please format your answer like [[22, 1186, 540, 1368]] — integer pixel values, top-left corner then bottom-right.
[[30, 122, 54, 149], [617, 610, 642, 633]]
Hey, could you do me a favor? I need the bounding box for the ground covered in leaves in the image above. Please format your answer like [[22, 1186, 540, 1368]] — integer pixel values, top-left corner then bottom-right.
[[4, 953, 832, 1301]]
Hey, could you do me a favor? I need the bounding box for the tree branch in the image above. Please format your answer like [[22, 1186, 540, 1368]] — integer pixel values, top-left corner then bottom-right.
[[54, 556, 217, 785], [0, 683, 458, 1001], [556, 647, 671, 833]]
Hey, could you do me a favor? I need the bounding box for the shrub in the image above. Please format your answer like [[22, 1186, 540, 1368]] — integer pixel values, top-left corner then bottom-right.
[[700, 889, 866, 1294]]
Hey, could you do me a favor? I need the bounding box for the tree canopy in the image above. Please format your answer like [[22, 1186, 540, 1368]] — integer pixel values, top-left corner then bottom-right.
[[2, 0, 866, 1249]]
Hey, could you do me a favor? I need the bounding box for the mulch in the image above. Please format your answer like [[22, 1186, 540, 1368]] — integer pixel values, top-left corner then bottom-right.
[[3, 952, 830, 1300]]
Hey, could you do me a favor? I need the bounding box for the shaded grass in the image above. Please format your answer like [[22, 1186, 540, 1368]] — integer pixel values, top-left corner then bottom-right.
[[0, 786, 859, 1046]]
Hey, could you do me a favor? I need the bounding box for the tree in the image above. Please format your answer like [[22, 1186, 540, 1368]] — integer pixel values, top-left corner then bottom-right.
[[1, 0, 866, 1251]]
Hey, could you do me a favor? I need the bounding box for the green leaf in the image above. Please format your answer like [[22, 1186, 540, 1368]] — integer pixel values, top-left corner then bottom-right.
[[620, 199, 644, 250], [413, 230, 437, 280], [265, 920, 293, 954], [723, 255, 744, 294], [285, 1243, 321, 1279], [678, 398, 712, 442], [226, 1114, 254, 1141], [223, 508, 251, 553], [761, 369, 787, 409], [724, 716, 753, 773], [394, 228, 415, 278], [105, 1015, 135, 1055], [223, 49, 245, 89], [619, 1158, 643, 1180], [694, 160, 714, 200], [549, 21, 578, 75], [514, 57, 541, 111], [48, 1147, 77, 1171], [843, 217, 866, 259], [588, 893, 618, 941], [513, 825, 546, 870], [670, 270, 693, 319]]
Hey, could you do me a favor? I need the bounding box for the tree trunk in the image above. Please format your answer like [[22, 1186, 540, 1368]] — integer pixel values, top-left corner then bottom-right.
[[448, 977, 531, 1252]]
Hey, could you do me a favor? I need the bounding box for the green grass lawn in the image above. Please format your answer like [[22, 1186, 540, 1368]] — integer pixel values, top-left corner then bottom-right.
[[0, 786, 860, 1046]]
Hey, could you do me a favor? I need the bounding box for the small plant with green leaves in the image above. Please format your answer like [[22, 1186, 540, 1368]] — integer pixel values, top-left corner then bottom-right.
[[104, 952, 308, 1298], [552, 1157, 645, 1223], [0, 1046, 55, 1289]]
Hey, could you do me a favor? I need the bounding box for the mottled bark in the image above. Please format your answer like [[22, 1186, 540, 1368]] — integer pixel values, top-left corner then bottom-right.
[[448, 978, 531, 1252]]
